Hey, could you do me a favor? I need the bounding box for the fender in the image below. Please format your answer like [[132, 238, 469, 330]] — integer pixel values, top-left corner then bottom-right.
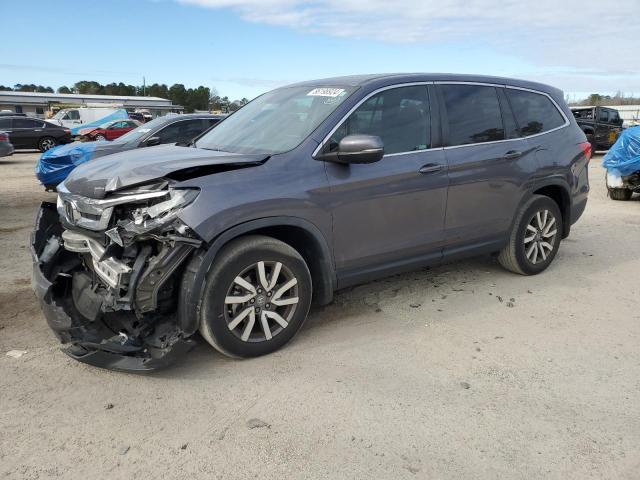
[[517, 176, 573, 238], [178, 216, 336, 336]]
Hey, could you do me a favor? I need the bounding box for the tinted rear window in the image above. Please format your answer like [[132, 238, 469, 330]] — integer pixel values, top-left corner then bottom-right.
[[441, 85, 504, 146], [506, 89, 565, 136]]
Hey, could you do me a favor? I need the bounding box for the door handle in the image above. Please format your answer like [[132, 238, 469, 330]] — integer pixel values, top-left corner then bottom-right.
[[419, 163, 444, 174], [503, 150, 523, 160]]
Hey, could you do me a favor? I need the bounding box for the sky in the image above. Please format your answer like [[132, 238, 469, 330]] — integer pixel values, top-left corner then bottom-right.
[[1, 0, 639, 101]]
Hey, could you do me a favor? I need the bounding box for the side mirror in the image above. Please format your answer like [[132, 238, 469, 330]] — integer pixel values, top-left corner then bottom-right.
[[317, 134, 384, 164], [145, 136, 161, 147]]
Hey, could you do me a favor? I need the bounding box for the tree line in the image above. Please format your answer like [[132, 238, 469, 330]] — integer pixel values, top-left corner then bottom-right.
[[568, 92, 640, 107], [0, 81, 250, 113]]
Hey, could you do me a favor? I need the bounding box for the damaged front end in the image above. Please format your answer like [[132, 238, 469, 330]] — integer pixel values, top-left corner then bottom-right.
[[31, 182, 202, 371]]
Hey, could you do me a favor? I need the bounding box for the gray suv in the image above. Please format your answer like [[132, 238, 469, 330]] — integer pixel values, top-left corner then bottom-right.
[[31, 74, 591, 371]]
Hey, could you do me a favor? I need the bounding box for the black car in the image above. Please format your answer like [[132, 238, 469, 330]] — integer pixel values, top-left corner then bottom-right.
[[36, 113, 225, 188], [32, 73, 590, 371], [571, 106, 623, 151], [0, 116, 71, 152]]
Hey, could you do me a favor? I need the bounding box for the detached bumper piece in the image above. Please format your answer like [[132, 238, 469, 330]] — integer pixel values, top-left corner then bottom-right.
[[31, 202, 198, 372]]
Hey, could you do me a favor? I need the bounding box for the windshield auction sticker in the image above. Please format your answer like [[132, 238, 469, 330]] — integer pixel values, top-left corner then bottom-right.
[[307, 88, 346, 97]]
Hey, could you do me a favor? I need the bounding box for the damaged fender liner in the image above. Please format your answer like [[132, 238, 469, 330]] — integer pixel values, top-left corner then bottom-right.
[[31, 202, 197, 372]]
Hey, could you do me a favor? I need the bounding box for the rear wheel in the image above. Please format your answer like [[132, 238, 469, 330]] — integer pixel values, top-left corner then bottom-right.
[[199, 235, 312, 358], [38, 136, 57, 152], [608, 187, 633, 201], [95, 134, 106, 141], [498, 195, 563, 275]]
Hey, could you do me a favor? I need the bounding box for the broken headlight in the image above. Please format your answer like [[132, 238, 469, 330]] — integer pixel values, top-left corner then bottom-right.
[[105, 187, 200, 246]]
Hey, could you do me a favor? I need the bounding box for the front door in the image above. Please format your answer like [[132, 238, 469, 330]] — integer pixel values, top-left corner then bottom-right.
[[322, 84, 448, 286]]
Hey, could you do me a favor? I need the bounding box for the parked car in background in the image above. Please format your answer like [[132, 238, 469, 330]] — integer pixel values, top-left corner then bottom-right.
[[0, 116, 71, 152], [602, 125, 640, 200], [0, 111, 26, 117], [35, 113, 224, 188], [0, 131, 14, 157], [31, 74, 590, 371], [78, 119, 141, 142], [571, 106, 623, 151]]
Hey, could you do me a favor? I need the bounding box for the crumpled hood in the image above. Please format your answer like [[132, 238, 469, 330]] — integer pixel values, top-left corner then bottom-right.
[[63, 144, 269, 198]]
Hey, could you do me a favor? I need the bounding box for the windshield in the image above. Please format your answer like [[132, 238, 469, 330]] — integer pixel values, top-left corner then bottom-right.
[[195, 86, 356, 154], [97, 121, 114, 129], [52, 110, 66, 120], [112, 116, 169, 144]]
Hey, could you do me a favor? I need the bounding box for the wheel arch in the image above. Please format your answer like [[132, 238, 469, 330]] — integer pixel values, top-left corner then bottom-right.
[[178, 216, 335, 336], [529, 181, 572, 238]]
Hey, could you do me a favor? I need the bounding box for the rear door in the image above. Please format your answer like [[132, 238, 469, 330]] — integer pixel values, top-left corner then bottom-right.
[[595, 108, 611, 147], [439, 83, 535, 253], [323, 84, 449, 284]]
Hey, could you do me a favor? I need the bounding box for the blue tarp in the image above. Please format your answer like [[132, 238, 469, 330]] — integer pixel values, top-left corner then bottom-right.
[[602, 126, 640, 177], [70, 109, 129, 135], [35, 142, 98, 186]]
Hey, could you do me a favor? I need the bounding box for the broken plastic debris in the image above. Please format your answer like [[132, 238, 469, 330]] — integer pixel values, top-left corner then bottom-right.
[[6, 350, 27, 358]]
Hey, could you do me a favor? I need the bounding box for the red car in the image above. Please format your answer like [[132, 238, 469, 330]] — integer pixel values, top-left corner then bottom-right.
[[79, 119, 141, 142]]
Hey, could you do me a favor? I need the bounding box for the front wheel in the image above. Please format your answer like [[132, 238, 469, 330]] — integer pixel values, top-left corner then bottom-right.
[[498, 195, 563, 275], [199, 235, 312, 358], [94, 134, 106, 141], [38, 136, 57, 152]]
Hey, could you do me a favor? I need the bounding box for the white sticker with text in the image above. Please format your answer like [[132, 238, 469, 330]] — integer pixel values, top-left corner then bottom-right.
[[307, 88, 346, 97]]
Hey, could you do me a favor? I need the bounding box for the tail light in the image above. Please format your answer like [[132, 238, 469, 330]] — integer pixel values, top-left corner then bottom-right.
[[0, 132, 7, 141], [579, 141, 592, 161]]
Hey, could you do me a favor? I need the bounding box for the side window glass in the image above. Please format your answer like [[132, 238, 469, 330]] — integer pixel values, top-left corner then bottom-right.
[[67, 110, 80, 120], [13, 118, 39, 128], [598, 109, 609, 122], [0, 118, 11, 129], [442, 85, 504, 146], [572, 109, 594, 120], [155, 122, 182, 143], [327, 85, 430, 155], [178, 120, 207, 142], [506, 89, 565, 136]]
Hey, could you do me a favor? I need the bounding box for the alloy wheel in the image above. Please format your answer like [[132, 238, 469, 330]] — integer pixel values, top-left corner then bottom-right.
[[40, 138, 55, 150], [523, 209, 558, 264], [223, 261, 299, 342]]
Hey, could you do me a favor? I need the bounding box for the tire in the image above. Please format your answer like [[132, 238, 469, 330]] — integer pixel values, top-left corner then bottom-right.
[[38, 136, 57, 152], [498, 195, 563, 275], [608, 188, 633, 201], [95, 134, 106, 141], [199, 235, 312, 358]]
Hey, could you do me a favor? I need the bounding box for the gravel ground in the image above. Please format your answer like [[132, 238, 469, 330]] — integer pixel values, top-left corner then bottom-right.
[[1, 151, 639, 480]]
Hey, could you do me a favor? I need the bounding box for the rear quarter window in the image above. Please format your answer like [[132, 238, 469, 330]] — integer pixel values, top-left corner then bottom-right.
[[506, 89, 566, 136]]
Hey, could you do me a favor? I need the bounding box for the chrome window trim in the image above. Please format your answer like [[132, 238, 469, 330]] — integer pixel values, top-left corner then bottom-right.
[[314, 80, 571, 157]]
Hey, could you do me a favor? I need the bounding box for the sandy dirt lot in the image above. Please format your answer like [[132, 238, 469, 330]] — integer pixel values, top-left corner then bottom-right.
[[1, 151, 639, 479]]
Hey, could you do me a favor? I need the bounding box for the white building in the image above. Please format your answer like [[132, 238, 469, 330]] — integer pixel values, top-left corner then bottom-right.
[[0, 91, 183, 119]]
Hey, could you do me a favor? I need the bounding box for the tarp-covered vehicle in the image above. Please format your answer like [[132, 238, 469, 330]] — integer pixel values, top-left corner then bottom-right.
[[603, 126, 640, 200]]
